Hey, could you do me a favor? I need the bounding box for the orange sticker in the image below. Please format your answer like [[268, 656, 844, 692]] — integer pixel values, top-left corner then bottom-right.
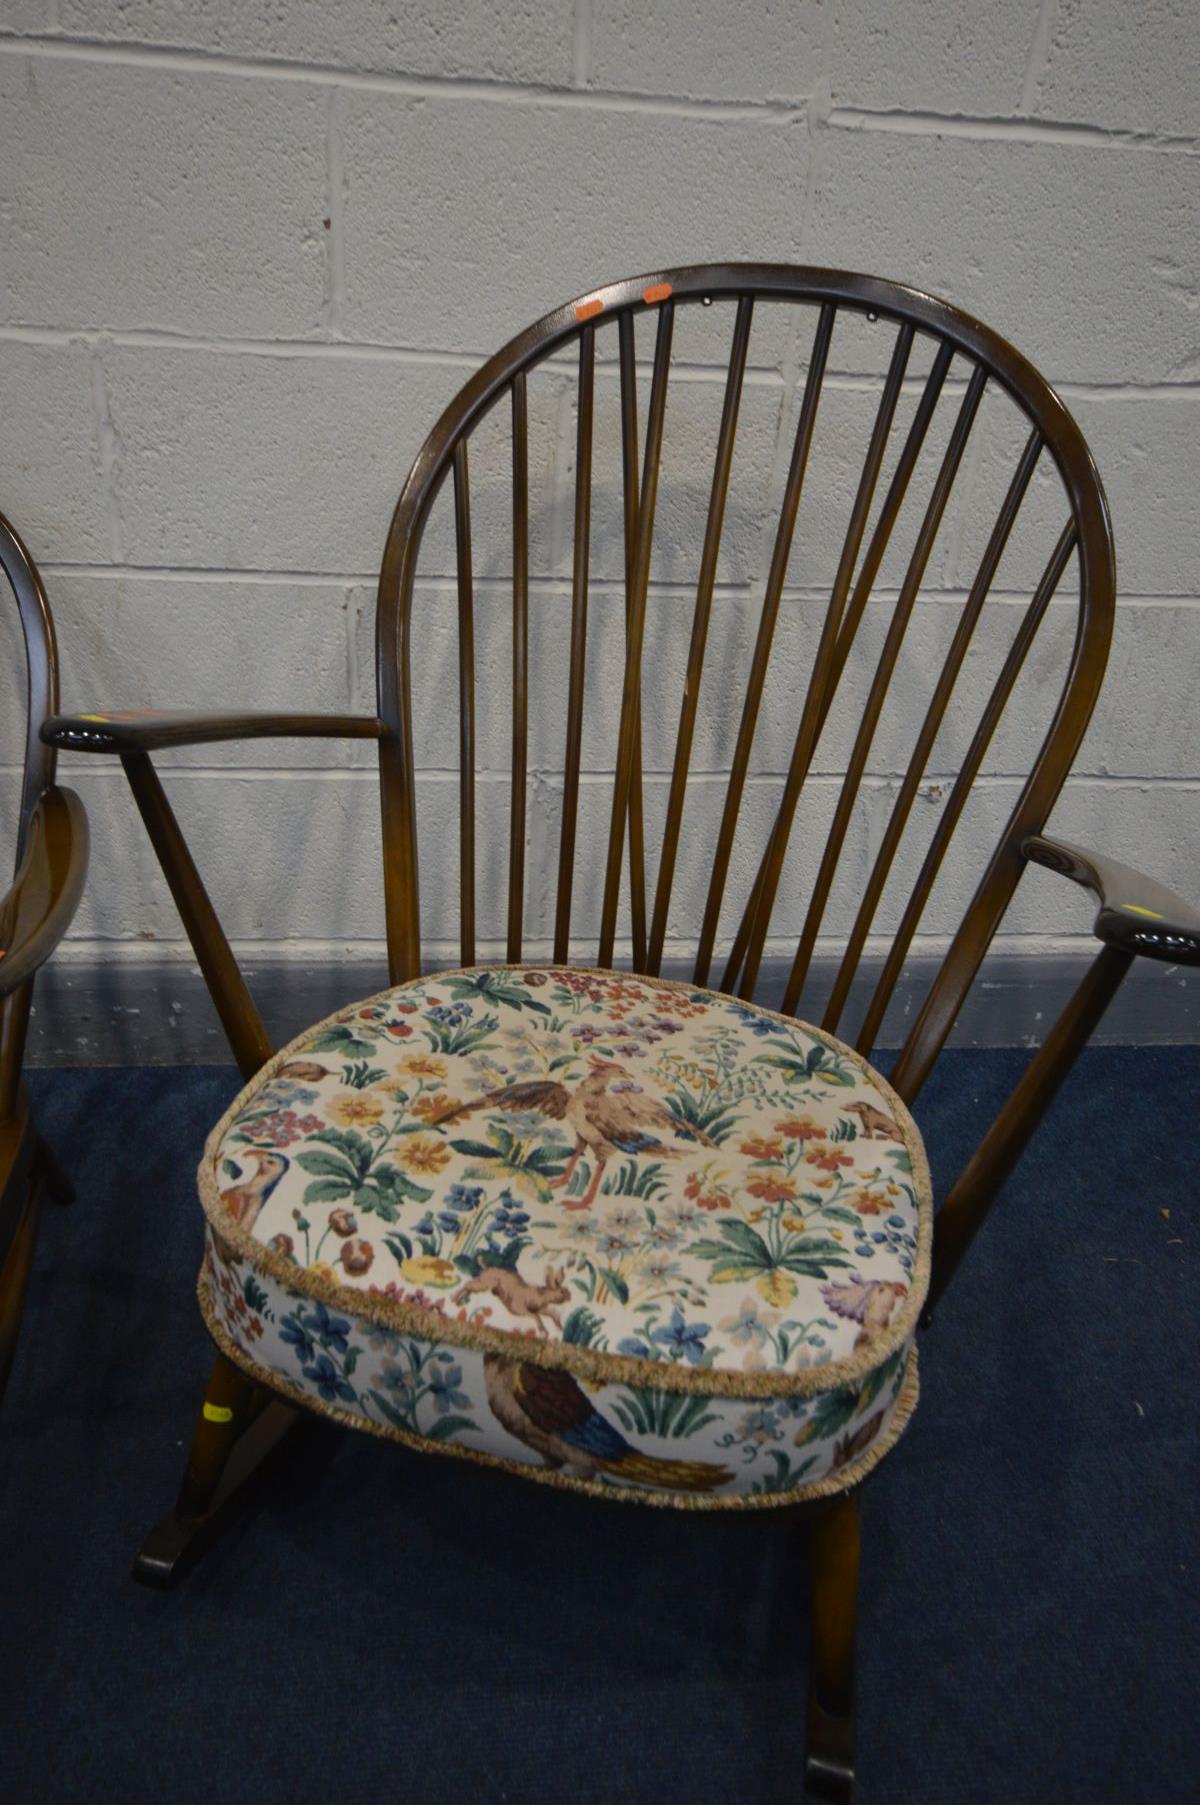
[[574, 298, 604, 322], [642, 281, 673, 305]]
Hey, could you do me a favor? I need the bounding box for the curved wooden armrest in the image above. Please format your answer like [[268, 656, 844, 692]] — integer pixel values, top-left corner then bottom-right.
[[41, 710, 384, 754], [0, 786, 89, 997], [1023, 834, 1200, 966]]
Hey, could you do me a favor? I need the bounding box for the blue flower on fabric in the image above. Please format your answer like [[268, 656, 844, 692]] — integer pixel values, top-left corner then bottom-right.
[[280, 1313, 316, 1365], [727, 1004, 775, 1038], [617, 1336, 651, 1358], [304, 1301, 351, 1355], [651, 1308, 711, 1364], [429, 1003, 471, 1027], [302, 1354, 356, 1404], [444, 1183, 485, 1214], [428, 1360, 469, 1415], [492, 1202, 530, 1237]]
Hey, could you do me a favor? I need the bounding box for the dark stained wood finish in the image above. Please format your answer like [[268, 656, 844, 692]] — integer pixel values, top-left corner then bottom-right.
[[453, 441, 477, 967], [0, 787, 88, 1004], [618, 311, 649, 971], [599, 300, 675, 968], [855, 521, 1079, 1058], [820, 428, 1044, 1036], [722, 321, 916, 999], [925, 942, 1134, 1317], [132, 1350, 305, 1587], [694, 300, 836, 987], [1023, 834, 1200, 965], [648, 296, 754, 975], [372, 267, 1119, 1057], [1, 512, 58, 851], [508, 373, 530, 962], [554, 325, 596, 962], [119, 752, 272, 1082], [741, 340, 968, 1005], [43, 710, 383, 755], [778, 363, 989, 1013], [0, 511, 88, 1405], [806, 1490, 861, 1802]]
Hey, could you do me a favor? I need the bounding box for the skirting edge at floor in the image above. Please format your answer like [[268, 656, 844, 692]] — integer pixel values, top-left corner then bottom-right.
[[23, 949, 1196, 1064]]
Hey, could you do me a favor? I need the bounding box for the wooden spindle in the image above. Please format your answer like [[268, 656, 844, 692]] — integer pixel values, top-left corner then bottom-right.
[[778, 362, 988, 1014], [693, 301, 836, 988], [858, 520, 1078, 1058], [453, 440, 476, 966], [553, 325, 596, 963], [648, 296, 754, 975], [599, 301, 674, 968], [821, 427, 1043, 1036], [507, 373, 529, 962], [618, 310, 648, 970]]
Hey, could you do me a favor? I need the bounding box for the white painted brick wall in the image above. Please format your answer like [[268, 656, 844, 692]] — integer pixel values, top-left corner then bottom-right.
[[0, 0, 1196, 1004]]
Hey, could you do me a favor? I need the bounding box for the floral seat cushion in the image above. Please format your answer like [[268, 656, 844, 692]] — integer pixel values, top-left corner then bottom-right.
[[201, 967, 931, 1507]]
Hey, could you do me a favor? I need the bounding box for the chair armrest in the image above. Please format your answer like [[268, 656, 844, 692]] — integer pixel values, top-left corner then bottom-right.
[[1023, 834, 1200, 966], [0, 786, 89, 997], [40, 710, 384, 754]]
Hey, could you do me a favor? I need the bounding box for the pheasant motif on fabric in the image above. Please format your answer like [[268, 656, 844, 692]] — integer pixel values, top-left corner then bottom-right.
[[439, 1055, 715, 1208], [483, 1353, 731, 1493]]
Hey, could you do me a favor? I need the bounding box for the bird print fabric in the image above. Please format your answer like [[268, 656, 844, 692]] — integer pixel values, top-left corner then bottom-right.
[[200, 967, 930, 1504], [484, 1355, 730, 1492]]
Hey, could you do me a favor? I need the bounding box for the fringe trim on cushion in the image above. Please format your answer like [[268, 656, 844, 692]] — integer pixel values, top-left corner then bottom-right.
[[198, 1267, 921, 1513], [197, 965, 933, 1403]]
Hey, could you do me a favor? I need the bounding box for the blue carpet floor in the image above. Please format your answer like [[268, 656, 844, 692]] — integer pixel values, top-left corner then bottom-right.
[[2, 1047, 1196, 1805]]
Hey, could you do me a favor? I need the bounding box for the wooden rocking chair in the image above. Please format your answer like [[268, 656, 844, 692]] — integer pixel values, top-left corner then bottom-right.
[[43, 267, 1199, 1801]]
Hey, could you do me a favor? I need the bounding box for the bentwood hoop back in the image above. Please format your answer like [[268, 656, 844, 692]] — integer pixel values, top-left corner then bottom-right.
[[375, 265, 1116, 1112]]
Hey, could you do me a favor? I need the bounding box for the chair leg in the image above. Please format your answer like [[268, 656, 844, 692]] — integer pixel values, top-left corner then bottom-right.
[[805, 1491, 860, 1804], [0, 1143, 74, 1402], [0, 1186, 40, 1403], [132, 1350, 305, 1589]]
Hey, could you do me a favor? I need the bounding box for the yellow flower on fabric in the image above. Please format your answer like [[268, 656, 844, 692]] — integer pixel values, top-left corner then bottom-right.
[[412, 1091, 462, 1122], [329, 1094, 385, 1128], [757, 1271, 798, 1307], [400, 1054, 448, 1080], [306, 1262, 338, 1284], [398, 1136, 453, 1175], [400, 1255, 457, 1289], [781, 1214, 808, 1234]]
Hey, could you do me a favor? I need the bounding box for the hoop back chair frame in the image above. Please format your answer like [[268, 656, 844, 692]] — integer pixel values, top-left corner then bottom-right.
[[1, 511, 88, 1400], [43, 266, 1200, 1800]]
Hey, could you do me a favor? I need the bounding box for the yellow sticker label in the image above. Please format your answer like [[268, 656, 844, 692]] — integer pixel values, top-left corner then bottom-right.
[[203, 1402, 234, 1423], [1122, 903, 1164, 920]]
